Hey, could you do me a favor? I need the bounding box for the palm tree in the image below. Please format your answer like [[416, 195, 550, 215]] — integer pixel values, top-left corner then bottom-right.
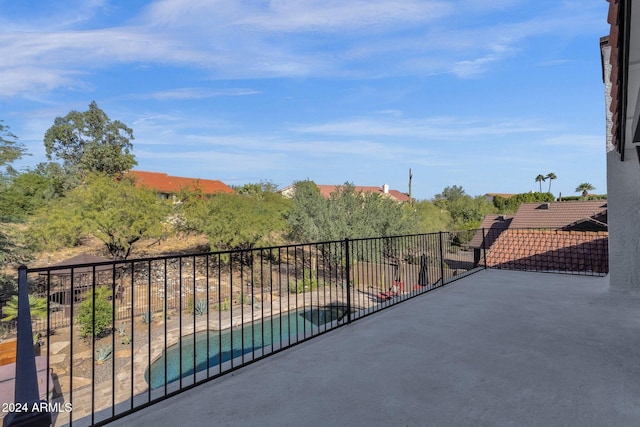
[[575, 183, 595, 198], [535, 174, 546, 192], [546, 172, 557, 193], [1, 295, 48, 321]]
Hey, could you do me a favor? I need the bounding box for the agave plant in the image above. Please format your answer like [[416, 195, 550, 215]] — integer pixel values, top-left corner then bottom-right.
[[194, 299, 208, 316], [141, 311, 154, 324], [117, 323, 127, 337], [95, 343, 113, 363]]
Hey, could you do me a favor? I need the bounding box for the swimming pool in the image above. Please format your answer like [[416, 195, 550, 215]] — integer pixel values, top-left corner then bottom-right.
[[145, 306, 347, 389]]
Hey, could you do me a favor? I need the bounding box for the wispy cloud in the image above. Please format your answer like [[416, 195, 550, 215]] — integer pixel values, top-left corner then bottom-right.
[[292, 116, 546, 140], [136, 88, 260, 101], [0, 0, 607, 98]]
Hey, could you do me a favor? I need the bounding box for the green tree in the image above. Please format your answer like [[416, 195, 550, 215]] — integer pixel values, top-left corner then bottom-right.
[[234, 181, 279, 196], [546, 172, 557, 193], [433, 185, 466, 207], [77, 174, 169, 259], [535, 174, 546, 193], [0, 121, 31, 302], [285, 180, 327, 243], [286, 182, 419, 242], [0, 121, 27, 180], [178, 186, 292, 252], [28, 196, 85, 251], [0, 164, 68, 222], [433, 186, 495, 230], [493, 192, 555, 214], [575, 183, 595, 197], [29, 174, 169, 258], [413, 200, 451, 232], [44, 101, 136, 178]]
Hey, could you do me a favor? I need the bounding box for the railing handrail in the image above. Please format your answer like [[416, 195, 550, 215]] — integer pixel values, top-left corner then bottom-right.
[[5, 228, 608, 426]]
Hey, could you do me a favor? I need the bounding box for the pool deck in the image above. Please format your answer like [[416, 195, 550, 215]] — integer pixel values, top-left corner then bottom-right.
[[108, 269, 640, 426]]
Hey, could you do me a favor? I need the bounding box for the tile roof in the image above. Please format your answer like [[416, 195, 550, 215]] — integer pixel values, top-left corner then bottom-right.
[[508, 201, 608, 230], [315, 185, 411, 203], [469, 215, 513, 248], [485, 229, 609, 274], [605, 0, 622, 154], [126, 171, 234, 195]]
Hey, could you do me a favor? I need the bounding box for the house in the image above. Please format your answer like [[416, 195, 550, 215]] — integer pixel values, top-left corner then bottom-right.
[[468, 214, 513, 265], [469, 201, 608, 269], [280, 183, 411, 203], [601, 0, 640, 292], [507, 200, 608, 231], [484, 229, 609, 274], [126, 171, 234, 200]]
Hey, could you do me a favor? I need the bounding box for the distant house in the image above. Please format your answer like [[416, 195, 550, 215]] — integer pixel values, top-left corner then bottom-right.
[[507, 200, 607, 231], [470, 200, 608, 272], [468, 214, 513, 265], [126, 171, 234, 200], [280, 183, 411, 203]]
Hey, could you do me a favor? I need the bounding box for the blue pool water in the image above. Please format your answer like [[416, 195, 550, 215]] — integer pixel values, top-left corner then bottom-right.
[[145, 306, 347, 389]]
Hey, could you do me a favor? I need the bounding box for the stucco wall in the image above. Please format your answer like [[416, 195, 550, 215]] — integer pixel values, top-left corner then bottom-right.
[[607, 149, 640, 292]]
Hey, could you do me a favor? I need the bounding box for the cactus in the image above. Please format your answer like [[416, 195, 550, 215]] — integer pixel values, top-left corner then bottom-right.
[[95, 343, 113, 363], [117, 323, 127, 336]]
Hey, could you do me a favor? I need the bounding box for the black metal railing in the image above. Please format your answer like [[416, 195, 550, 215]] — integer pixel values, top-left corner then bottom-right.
[[1, 228, 608, 426]]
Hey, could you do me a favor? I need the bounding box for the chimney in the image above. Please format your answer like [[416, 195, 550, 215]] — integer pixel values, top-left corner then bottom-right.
[[383, 184, 389, 194]]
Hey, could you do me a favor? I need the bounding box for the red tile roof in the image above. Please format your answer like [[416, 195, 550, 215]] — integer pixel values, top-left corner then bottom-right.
[[469, 215, 513, 248], [126, 171, 234, 195], [605, 0, 622, 154], [485, 229, 609, 274], [508, 201, 607, 230], [315, 185, 411, 203]]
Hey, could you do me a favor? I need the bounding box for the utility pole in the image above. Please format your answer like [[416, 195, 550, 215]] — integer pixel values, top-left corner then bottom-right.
[[408, 168, 413, 204]]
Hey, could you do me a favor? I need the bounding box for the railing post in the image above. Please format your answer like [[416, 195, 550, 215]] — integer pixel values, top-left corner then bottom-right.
[[482, 228, 488, 269], [439, 232, 445, 285], [344, 238, 351, 324], [3, 266, 51, 427]]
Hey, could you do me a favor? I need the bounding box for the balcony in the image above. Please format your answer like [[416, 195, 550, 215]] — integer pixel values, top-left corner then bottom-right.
[[5, 230, 632, 426], [103, 269, 640, 427]]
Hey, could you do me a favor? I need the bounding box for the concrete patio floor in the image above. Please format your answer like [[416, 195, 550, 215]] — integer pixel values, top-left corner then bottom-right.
[[108, 269, 640, 427]]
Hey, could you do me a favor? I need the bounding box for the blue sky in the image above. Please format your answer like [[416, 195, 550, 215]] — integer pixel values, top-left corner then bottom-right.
[[0, 0, 610, 200]]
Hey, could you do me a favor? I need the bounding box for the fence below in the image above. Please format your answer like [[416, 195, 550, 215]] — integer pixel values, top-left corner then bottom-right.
[[0, 228, 608, 426]]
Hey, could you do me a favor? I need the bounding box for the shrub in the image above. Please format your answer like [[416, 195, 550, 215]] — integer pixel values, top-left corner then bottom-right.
[[76, 287, 113, 338], [214, 298, 231, 311], [289, 269, 320, 294]]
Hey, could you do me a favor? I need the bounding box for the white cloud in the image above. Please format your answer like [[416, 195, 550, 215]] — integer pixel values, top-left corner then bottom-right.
[[292, 116, 545, 140], [0, 0, 608, 98], [542, 134, 603, 148], [141, 88, 260, 100]]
